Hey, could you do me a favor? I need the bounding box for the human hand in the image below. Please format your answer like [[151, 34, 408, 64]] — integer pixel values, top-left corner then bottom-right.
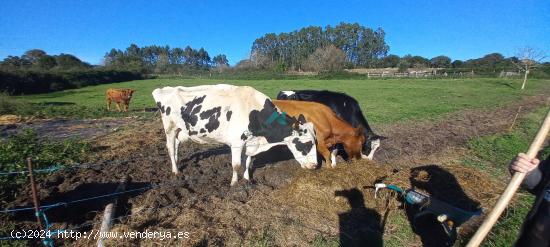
[[509, 153, 540, 174]]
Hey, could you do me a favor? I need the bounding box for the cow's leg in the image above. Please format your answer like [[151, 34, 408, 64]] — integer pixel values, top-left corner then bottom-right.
[[115, 102, 122, 112], [317, 139, 333, 168], [230, 146, 243, 186], [330, 148, 338, 168], [106, 99, 111, 111], [243, 156, 252, 181], [174, 135, 181, 163], [165, 131, 179, 174]]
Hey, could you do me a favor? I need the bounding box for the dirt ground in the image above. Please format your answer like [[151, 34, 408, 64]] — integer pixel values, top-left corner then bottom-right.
[[3, 94, 549, 246]]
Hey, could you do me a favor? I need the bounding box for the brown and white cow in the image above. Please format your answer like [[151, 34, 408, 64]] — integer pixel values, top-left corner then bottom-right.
[[106, 88, 135, 112], [273, 100, 365, 168]]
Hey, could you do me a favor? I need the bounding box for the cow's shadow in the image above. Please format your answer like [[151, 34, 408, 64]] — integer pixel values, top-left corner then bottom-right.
[[335, 188, 383, 247], [180, 146, 231, 165], [12, 181, 150, 228], [405, 165, 481, 247], [178, 144, 319, 181]]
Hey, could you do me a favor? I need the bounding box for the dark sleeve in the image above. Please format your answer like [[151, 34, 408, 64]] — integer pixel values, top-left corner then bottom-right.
[[522, 158, 549, 194]]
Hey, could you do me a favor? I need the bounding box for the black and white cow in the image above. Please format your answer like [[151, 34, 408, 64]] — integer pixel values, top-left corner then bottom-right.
[[153, 84, 318, 186], [277, 90, 385, 160]]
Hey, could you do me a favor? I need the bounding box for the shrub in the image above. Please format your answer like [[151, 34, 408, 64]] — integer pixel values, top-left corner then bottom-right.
[[0, 69, 144, 95]]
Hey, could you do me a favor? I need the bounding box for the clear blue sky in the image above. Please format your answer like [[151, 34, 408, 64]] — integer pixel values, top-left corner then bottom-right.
[[1, 0, 548, 65]]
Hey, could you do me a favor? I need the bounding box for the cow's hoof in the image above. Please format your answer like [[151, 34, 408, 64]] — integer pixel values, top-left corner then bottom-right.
[[303, 163, 316, 169], [361, 154, 369, 159], [330, 163, 337, 168]]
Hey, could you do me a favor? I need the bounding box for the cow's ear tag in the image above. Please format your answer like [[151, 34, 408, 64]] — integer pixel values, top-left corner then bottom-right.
[[298, 114, 306, 124], [266, 112, 288, 126]]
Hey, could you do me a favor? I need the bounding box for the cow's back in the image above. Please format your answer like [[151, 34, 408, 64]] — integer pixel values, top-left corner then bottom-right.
[[281, 90, 372, 133], [272, 100, 342, 132], [153, 85, 273, 143]]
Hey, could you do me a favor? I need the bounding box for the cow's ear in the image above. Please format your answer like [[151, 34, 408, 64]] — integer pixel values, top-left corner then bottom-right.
[[297, 114, 306, 124]]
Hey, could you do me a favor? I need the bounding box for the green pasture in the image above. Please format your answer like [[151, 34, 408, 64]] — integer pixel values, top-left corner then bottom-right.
[[6, 78, 550, 123]]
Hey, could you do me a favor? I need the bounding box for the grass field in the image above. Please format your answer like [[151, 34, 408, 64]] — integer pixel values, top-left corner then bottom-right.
[[6, 78, 550, 123], [2, 77, 550, 246]]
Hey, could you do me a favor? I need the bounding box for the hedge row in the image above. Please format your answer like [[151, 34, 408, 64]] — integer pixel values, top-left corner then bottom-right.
[[0, 70, 144, 95]]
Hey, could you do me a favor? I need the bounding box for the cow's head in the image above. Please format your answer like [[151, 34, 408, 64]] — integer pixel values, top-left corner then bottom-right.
[[276, 91, 297, 100], [344, 127, 366, 160], [126, 89, 135, 99], [362, 134, 386, 160], [285, 114, 317, 169]]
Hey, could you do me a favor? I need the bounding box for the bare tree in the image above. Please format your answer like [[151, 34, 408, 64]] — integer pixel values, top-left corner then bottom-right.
[[512, 47, 546, 90], [304, 45, 347, 72]]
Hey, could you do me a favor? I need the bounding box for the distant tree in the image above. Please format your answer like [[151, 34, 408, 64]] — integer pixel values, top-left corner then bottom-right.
[[381, 54, 400, 68], [36, 55, 57, 70], [512, 46, 546, 90], [251, 22, 388, 70], [430, 55, 451, 68], [304, 45, 347, 72], [0, 56, 30, 69], [235, 59, 255, 70], [212, 54, 229, 72], [397, 61, 409, 72], [171, 47, 185, 64], [398, 54, 412, 72], [197, 48, 211, 68], [213, 54, 229, 67], [250, 50, 273, 69], [409, 56, 430, 68], [451, 60, 464, 68], [55, 54, 89, 69], [22, 49, 47, 64]]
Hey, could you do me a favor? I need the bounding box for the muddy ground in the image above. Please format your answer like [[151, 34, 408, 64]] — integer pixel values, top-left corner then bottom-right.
[[2, 94, 549, 246]]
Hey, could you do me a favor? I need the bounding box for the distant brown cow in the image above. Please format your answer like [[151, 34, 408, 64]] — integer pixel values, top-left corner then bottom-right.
[[106, 88, 135, 112], [273, 100, 365, 168]]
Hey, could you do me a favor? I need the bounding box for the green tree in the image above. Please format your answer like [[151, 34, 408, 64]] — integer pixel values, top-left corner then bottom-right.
[[212, 54, 229, 67], [37, 55, 57, 70], [409, 55, 430, 68], [430, 55, 451, 68], [55, 54, 89, 70], [22, 49, 47, 64], [452, 60, 464, 68], [0, 56, 30, 69], [381, 54, 400, 68]]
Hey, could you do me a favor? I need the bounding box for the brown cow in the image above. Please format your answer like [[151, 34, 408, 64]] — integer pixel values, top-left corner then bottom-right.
[[106, 88, 135, 112], [273, 100, 365, 168]]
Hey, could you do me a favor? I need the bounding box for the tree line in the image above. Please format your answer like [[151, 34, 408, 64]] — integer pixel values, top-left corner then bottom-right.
[[379, 53, 523, 72], [246, 22, 389, 71], [0, 49, 143, 95], [0, 49, 92, 71], [103, 44, 229, 73]]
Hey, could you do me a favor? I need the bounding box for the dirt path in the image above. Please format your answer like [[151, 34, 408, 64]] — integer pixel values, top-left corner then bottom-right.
[[4, 93, 549, 246], [376, 94, 550, 165]]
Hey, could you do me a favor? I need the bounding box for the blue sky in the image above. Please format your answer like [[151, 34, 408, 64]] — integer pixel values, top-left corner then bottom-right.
[[0, 0, 548, 65]]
